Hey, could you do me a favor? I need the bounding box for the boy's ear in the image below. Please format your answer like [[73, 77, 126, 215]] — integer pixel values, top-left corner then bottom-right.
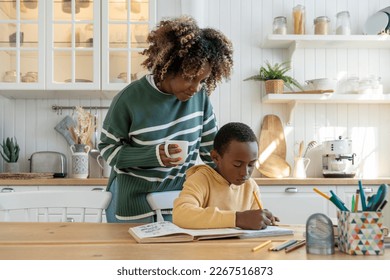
[[210, 149, 220, 163]]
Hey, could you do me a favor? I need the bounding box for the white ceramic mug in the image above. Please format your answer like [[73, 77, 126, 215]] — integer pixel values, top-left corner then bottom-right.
[[164, 140, 189, 165], [292, 157, 311, 178], [97, 155, 112, 178]]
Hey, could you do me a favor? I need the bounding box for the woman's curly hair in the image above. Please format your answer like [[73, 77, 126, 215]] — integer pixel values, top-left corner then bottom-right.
[[141, 16, 234, 94]]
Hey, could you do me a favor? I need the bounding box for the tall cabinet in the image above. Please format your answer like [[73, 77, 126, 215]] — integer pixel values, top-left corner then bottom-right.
[[102, 0, 155, 91], [0, 0, 156, 98], [46, 0, 100, 90], [0, 0, 44, 90]]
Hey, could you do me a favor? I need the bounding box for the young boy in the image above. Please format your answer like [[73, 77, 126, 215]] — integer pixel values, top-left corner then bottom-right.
[[173, 122, 279, 230]]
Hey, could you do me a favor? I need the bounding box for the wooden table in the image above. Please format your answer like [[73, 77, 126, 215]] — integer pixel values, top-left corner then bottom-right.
[[0, 222, 388, 260]]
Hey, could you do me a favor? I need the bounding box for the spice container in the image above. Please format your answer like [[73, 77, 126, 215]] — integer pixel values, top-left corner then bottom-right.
[[369, 75, 383, 94], [3, 70, 20, 83], [314, 16, 330, 35], [336, 11, 351, 35], [345, 76, 359, 94], [273, 16, 287, 34], [293, 5, 305, 34]]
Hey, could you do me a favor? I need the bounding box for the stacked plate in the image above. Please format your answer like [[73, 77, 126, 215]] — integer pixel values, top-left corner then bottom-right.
[[363, 7, 390, 35]]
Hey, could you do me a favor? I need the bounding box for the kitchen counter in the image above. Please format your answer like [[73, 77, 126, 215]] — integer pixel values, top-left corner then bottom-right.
[[254, 178, 390, 185], [0, 178, 109, 186], [1, 177, 390, 186]]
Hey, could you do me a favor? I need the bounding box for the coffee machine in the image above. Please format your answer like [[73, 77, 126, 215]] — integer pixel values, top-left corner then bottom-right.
[[322, 136, 356, 178]]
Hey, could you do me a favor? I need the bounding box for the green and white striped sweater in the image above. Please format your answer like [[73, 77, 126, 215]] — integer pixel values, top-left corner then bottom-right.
[[98, 75, 217, 220]]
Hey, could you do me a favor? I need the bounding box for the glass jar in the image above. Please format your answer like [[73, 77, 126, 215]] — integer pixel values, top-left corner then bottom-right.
[[293, 5, 305, 34], [273, 16, 287, 34], [336, 11, 351, 35], [345, 76, 359, 94], [314, 16, 330, 35]]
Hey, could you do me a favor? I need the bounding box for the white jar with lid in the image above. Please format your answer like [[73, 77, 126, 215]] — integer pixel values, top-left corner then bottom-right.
[[314, 16, 330, 35], [273, 16, 287, 34], [336, 11, 351, 35]]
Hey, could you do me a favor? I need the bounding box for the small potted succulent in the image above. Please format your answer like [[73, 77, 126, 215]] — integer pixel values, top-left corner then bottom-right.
[[244, 61, 303, 94], [0, 137, 20, 173]]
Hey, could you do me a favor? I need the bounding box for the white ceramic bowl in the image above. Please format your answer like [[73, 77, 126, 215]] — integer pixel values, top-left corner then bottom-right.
[[305, 78, 337, 91]]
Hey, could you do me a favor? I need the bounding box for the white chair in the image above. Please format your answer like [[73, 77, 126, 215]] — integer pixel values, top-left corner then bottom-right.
[[146, 190, 181, 222], [0, 190, 112, 223]]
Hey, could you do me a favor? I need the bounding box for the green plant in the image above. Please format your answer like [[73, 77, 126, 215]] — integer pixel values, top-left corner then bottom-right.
[[244, 61, 303, 91], [0, 137, 20, 163]]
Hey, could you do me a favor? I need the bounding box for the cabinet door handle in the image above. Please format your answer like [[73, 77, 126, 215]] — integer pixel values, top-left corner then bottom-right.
[[1, 187, 15, 192], [285, 187, 298, 193], [363, 187, 374, 193], [92, 187, 104, 191]]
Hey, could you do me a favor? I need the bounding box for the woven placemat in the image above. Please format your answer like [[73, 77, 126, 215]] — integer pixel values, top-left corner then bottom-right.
[[0, 173, 54, 179]]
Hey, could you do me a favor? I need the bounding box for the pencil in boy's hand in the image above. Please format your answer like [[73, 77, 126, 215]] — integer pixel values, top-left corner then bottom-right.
[[253, 191, 263, 210]]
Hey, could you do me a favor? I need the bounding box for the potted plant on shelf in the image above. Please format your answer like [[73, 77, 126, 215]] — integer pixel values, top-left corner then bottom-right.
[[244, 61, 303, 94], [0, 137, 20, 173]]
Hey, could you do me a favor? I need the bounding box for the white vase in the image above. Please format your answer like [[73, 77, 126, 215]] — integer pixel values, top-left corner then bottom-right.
[[3, 162, 19, 173], [70, 144, 90, 179]]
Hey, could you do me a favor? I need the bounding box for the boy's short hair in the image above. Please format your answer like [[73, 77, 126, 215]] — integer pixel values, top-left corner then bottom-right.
[[213, 122, 258, 155]]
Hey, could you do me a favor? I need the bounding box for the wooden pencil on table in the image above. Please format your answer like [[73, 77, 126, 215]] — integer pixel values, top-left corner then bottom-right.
[[285, 240, 306, 253], [252, 240, 272, 252]]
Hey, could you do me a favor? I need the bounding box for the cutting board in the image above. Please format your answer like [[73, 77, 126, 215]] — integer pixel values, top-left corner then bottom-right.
[[257, 154, 291, 178], [257, 115, 289, 178], [258, 114, 286, 164]]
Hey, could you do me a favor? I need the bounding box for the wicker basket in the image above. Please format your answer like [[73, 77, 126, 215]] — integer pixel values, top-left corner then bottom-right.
[[265, 79, 284, 94]]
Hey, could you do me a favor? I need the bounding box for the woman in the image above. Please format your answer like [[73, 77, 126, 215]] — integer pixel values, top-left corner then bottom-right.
[[99, 16, 234, 223]]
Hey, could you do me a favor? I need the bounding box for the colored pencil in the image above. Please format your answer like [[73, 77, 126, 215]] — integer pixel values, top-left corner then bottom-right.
[[313, 188, 331, 200], [285, 240, 306, 253], [354, 190, 359, 212], [252, 240, 272, 252]]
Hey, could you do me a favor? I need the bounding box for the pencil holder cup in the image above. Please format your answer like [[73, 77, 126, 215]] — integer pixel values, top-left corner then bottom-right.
[[337, 211, 384, 255]]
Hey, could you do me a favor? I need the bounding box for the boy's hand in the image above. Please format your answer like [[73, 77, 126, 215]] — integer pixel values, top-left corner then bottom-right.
[[263, 209, 280, 226], [236, 209, 272, 230]]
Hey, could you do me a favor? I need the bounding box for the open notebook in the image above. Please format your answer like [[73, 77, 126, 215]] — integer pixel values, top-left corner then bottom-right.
[[128, 221, 293, 243]]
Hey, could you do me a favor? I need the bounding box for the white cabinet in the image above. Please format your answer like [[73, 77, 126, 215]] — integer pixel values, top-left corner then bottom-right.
[[0, 0, 45, 91], [46, 0, 101, 91], [0, 0, 156, 99], [101, 0, 156, 91], [260, 185, 337, 224]]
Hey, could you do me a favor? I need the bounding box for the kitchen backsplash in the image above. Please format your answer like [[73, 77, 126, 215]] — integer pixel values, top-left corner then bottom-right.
[[1, 0, 390, 178]]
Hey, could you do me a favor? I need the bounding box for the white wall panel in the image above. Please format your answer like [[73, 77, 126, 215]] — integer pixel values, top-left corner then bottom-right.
[[1, 0, 390, 178]]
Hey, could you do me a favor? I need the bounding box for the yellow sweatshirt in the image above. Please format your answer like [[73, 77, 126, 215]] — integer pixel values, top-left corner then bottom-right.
[[173, 165, 261, 229]]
